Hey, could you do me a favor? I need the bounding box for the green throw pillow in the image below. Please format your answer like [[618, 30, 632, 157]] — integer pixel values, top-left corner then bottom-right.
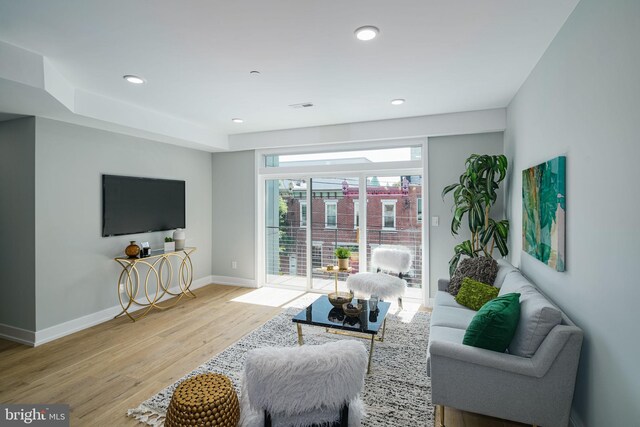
[[463, 293, 521, 352], [455, 277, 499, 311]]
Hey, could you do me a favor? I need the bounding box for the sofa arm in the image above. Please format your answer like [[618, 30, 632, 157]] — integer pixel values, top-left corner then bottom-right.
[[437, 278, 450, 292], [430, 324, 582, 379]]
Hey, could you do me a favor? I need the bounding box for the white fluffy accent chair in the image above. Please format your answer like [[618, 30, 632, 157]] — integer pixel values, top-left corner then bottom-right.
[[240, 340, 368, 427], [346, 245, 411, 308]]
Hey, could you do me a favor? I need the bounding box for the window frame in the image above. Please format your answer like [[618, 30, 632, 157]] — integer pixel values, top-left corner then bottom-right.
[[325, 200, 338, 229], [381, 199, 397, 231]]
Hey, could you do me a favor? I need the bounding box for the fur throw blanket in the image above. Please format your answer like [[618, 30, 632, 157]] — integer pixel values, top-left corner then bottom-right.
[[240, 340, 367, 427], [449, 257, 498, 296]]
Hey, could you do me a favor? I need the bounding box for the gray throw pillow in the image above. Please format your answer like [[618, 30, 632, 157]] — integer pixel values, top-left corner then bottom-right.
[[508, 292, 562, 357], [448, 257, 498, 296]]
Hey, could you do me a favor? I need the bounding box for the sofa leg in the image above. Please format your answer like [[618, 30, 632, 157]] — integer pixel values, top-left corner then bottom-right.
[[398, 297, 403, 310]]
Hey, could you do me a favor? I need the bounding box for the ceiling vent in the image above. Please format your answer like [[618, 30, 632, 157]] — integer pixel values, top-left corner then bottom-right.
[[289, 102, 314, 109]]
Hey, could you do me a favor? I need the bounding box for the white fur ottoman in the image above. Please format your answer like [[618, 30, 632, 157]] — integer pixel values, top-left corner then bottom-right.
[[240, 340, 367, 427]]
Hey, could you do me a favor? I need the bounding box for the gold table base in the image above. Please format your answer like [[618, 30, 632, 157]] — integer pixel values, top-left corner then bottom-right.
[[114, 247, 196, 322]]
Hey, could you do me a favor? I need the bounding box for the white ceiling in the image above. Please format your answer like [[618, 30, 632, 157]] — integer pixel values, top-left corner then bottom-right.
[[0, 0, 578, 150]]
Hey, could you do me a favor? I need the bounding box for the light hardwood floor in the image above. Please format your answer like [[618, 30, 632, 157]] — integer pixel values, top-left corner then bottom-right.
[[0, 284, 527, 427]]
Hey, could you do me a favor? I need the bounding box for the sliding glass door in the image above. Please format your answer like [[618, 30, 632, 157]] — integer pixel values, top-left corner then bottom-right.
[[261, 143, 425, 300]]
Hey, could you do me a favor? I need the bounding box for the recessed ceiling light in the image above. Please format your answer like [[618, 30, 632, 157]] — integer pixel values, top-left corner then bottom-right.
[[391, 98, 405, 105], [354, 26, 380, 41], [231, 118, 244, 123], [123, 75, 145, 84]]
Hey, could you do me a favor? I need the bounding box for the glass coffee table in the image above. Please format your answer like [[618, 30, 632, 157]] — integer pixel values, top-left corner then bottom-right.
[[292, 295, 391, 374]]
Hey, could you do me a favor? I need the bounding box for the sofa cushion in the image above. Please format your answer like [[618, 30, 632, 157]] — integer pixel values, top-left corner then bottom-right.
[[430, 305, 476, 330], [448, 257, 498, 296], [508, 292, 563, 357], [435, 290, 466, 308], [494, 259, 519, 288], [498, 271, 534, 296], [463, 293, 521, 353], [455, 277, 499, 311]]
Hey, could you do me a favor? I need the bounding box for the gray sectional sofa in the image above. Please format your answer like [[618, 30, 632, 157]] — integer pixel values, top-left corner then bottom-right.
[[427, 259, 583, 427]]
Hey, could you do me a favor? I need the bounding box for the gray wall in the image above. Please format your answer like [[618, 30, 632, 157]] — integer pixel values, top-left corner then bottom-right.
[[428, 132, 505, 296], [504, 0, 639, 425], [211, 150, 255, 280], [34, 118, 213, 330], [0, 117, 36, 330]]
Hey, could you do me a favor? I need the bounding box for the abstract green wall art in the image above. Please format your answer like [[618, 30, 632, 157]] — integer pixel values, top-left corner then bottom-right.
[[522, 156, 566, 271]]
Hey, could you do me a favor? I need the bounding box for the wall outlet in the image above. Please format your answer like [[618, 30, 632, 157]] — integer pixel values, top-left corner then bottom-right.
[[431, 216, 439, 227], [231, 261, 238, 269]]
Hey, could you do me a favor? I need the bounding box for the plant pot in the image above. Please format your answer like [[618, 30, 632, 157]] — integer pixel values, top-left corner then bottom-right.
[[338, 258, 349, 270], [164, 242, 175, 252]]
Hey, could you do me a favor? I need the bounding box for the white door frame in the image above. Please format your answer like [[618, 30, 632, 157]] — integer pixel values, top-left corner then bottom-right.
[[255, 140, 430, 306]]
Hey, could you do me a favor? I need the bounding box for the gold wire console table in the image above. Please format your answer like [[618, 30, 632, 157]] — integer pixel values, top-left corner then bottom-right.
[[114, 247, 197, 322]]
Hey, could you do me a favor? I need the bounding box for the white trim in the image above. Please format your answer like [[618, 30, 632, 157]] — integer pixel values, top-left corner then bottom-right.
[[209, 275, 257, 288], [324, 200, 337, 229], [259, 160, 422, 177], [381, 199, 397, 230], [0, 276, 218, 348], [422, 139, 430, 307], [257, 138, 427, 158], [0, 323, 35, 346], [31, 276, 214, 346]]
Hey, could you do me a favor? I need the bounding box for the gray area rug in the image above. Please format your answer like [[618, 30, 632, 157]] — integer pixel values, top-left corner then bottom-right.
[[128, 306, 433, 427]]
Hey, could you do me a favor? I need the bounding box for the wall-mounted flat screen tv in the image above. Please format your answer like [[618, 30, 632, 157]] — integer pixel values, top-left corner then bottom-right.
[[102, 175, 185, 237]]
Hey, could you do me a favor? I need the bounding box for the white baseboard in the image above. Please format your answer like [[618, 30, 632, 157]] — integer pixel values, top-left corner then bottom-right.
[[0, 323, 36, 346], [0, 276, 214, 347], [209, 275, 257, 288]]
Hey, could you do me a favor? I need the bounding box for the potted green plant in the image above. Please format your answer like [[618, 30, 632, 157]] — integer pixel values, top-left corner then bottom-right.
[[335, 247, 351, 270], [164, 236, 175, 252], [442, 154, 510, 276]]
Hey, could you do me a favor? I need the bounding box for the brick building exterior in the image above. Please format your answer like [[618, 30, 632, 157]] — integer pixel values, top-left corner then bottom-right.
[[276, 177, 423, 287]]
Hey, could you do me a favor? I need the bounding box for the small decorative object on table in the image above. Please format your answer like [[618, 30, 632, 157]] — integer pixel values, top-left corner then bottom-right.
[[369, 295, 379, 311], [342, 302, 364, 317], [335, 247, 351, 270], [124, 241, 140, 259], [328, 292, 353, 308], [140, 241, 150, 257], [173, 228, 186, 251], [164, 237, 175, 252], [326, 264, 334, 271]]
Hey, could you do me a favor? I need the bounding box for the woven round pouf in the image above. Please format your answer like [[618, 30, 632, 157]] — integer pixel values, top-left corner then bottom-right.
[[165, 373, 240, 427]]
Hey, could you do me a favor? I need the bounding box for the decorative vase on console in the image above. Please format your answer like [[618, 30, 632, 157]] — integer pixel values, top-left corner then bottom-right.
[[173, 228, 186, 251], [125, 241, 140, 259]]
